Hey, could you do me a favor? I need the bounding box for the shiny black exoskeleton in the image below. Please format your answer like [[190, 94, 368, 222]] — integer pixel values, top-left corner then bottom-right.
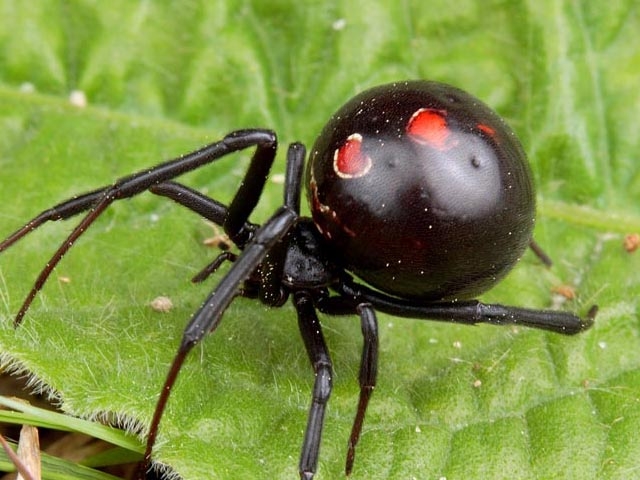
[[0, 80, 595, 479], [309, 81, 534, 300]]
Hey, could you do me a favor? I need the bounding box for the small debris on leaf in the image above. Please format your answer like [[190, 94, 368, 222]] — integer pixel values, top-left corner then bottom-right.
[[203, 222, 234, 250], [551, 284, 576, 300], [623, 233, 639, 253], [69, 90, 88, 108], [150, 296, 173, 313]]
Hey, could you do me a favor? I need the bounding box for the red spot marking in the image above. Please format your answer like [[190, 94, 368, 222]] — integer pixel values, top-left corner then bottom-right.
[[333, 133, 372, 178], [477, 123, 496, 136], [407, 108, 450, 149]]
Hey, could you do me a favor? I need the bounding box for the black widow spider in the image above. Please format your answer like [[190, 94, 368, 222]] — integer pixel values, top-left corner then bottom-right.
[[0, 80, 596, 479]]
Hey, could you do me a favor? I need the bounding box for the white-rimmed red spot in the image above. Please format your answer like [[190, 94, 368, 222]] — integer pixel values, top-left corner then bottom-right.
[[407, 108, 450, 149], [333, 133, 372, 179]]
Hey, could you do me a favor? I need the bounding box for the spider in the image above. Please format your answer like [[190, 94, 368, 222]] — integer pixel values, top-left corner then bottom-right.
[[0, 80, 596, 479]]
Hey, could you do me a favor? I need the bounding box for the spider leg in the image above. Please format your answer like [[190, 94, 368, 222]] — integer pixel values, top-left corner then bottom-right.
[[1, 130, 275, 252], [528, 239, 553, 267], [283, 142, 305, 215], [191, 251, 239, 283], [138, 204, 298, 479], [259, 143, 305, 306], [148, 181, 248, 283], [311, 297, 380, 475], [0, 187, 107, 253], [154, 141, 306, 302], [331, 276, 597, 334], [5, 129, 278, 325], [294, 290, 334, 480], [149, 180, 245, 227], [345, 303, 378, 476]]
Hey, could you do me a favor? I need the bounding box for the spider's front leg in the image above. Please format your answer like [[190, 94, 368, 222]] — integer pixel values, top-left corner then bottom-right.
[[153, 142, 307, 297], [137, 205, 298, 479], [0, 129, 277, 325], [138, 141, 307, 478]]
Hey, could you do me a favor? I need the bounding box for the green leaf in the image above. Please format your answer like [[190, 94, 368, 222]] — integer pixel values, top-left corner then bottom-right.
[[1, 1, 639, 479], [0, 438, 123, 480], [0, 396, 140, 453]]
